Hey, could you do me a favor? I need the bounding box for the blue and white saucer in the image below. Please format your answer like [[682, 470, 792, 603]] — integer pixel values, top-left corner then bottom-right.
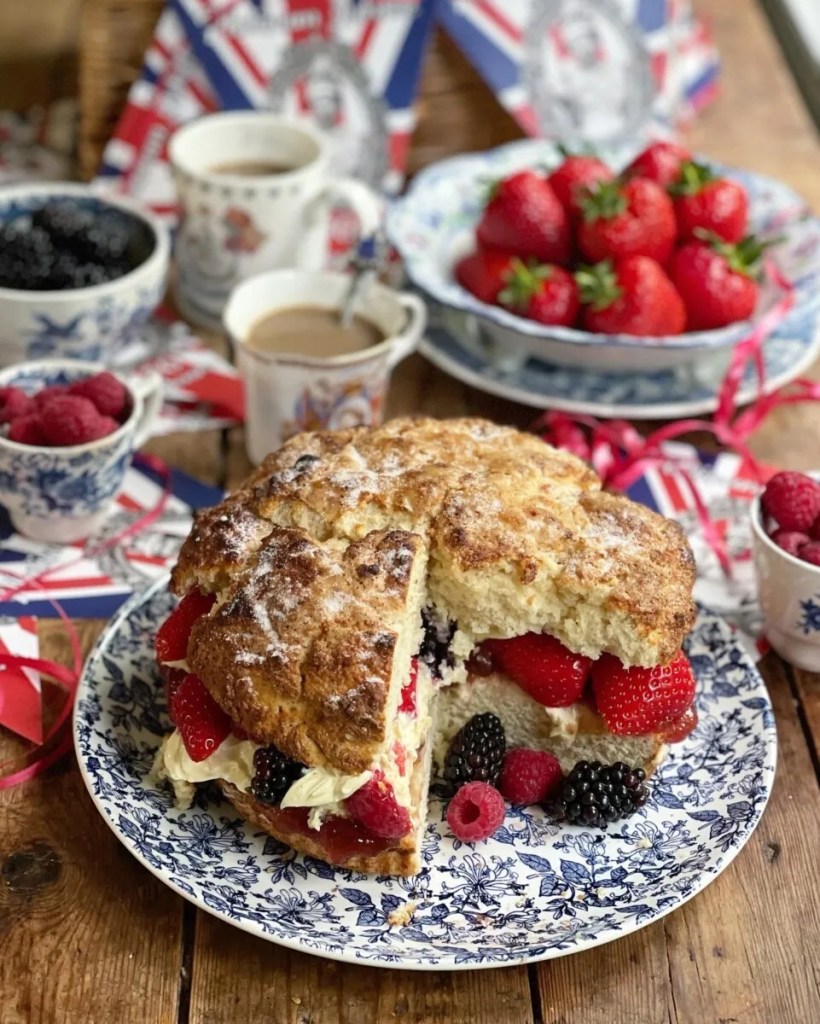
[[74, 579, 775, 970], [421, 305, 820, 419]]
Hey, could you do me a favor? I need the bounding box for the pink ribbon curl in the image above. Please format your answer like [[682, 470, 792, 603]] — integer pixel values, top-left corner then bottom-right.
[[0, 453, 173, 789], [533, 261, 820, 576]]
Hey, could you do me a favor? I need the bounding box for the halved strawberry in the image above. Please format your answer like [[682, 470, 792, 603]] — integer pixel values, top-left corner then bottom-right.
[[155, 590, 215, 664], [591, 651, 696, 736], [482, 633, 592, 707], [165, 667, 187, 721], [169, 673, 231, 762]]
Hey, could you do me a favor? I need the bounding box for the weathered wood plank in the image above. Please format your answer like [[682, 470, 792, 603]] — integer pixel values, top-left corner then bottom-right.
[[791, 666, 820, 756], [0, 620, 184, 1024], [189, 912, 534, 1024]]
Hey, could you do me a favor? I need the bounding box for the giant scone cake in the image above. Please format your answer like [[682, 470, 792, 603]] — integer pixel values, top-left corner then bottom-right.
[[153, 418, 697, 875]]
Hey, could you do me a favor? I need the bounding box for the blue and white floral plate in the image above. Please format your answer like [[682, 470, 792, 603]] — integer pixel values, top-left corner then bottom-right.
[[387, 139, 820, 373], [74, 579, 776, 970], [421, 304, 820, 419]]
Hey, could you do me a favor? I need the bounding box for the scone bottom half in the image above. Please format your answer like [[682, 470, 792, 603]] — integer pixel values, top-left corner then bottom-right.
[[153, 417, 698, 876]]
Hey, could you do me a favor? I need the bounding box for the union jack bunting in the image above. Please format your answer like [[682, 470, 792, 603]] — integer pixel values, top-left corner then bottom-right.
[[436, 0, 720, 145], [97, 0, 437, 215]]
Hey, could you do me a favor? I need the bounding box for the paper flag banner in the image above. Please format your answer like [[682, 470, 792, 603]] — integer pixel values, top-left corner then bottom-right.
[[0, 616, 41, 744], [436, 0, 720, 144], [0, 459, 222, 620], [97, 0, 438, 218], [626, 442, 772, 662]]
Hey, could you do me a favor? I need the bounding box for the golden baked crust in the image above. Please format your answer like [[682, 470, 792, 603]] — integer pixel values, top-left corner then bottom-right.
[[173, 417, 696, 769], [188, 525, 427, 774]]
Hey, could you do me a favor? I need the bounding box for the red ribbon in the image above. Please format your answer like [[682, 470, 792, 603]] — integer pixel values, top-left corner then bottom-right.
[[0, 454, 173, 789], [534, 261, 820, 575]]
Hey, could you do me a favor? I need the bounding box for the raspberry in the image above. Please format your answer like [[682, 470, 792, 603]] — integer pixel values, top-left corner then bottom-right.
[[809, 515, 820, 541], [499, 747, 563, 805], [345, 769, 412, 839], [771, 530, 808, 558], [169, 673, 231, 762], [442, 712, 506, 792], [591, 651, 696, 736], [69, 371, 130, 420], [761, 471, 820, 532], [446, 781, 506, 842], [251, 745, 305, 805], [7, 413, 46, 446], [155, 589, 216, 664], [39, 395, 114, 446], [482, 632, 592, 707], [0, 386, 33, 424], [660, 706, 699, 743], [32, 384, 69, 411], [547, 760, 649, 827], [799, 542, 820, 568]]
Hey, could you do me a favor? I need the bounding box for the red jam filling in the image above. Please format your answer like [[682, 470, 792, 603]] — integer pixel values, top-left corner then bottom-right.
[[267, 807, 396, 861]]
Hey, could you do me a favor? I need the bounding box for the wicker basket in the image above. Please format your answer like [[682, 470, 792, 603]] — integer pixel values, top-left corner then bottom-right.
[[77, 1, 522, 181]]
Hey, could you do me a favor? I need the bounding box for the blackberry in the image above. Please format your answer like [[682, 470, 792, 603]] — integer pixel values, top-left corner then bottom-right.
[[419, 606, 456, 676], [32, 200, 94, 248], [547, 760, 649, 828], [442, 712, 506, 792], [250, 744, 306, 805]]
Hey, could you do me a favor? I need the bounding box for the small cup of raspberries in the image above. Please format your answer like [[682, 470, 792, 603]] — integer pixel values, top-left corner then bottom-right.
[[0, 183, 169, 365], [752, 470, 820, 671], [0, 359, 162, 543]]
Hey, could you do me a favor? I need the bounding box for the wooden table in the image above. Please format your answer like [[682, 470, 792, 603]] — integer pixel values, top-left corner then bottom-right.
[[3, 2, 820, 1021]]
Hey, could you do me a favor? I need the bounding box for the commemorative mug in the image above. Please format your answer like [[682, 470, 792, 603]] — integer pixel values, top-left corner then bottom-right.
[[169, 112, 383, 329], [224, 268, 426, 465]]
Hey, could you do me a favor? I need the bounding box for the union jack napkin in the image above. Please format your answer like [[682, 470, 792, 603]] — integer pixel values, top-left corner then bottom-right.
[[0, 617, 42, 743], [437, 0, 720, 144], [0, 459, 222, 620], [626, 442, 771, 661], [96, 0, 437, 218]]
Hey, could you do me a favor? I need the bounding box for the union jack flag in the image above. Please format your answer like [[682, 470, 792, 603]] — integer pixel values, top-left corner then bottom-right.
[[436, 0, 719, 143], [97, 0, 437, 216]]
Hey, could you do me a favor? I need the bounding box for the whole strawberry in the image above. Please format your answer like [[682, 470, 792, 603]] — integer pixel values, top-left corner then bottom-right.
[[476, 170, 571, 266], [482, 632, 592, 707], [547, 152, 613, 216], [498, 258, 580, 327], [670, 161, 748, 243], [577, 257, 686, 336], [454, 248, 515, 305], [669, 235, 762, 330], [624, 141, 692, 188], [592, 651, 696, 736], [577, 178, 676, 265]]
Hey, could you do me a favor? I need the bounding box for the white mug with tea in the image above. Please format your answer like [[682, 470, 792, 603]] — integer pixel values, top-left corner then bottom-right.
[[168, 112, 383, 329], [224, 269, 426, 465]]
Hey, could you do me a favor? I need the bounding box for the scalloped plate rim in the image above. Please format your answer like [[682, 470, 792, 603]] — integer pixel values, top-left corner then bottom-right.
[[73, 576, 777, 971]]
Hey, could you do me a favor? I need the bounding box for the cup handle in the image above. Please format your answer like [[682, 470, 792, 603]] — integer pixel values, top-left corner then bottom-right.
[[128, 370, 164, 447], [386, 293, 427, 369], [297, 176, 384, 266]]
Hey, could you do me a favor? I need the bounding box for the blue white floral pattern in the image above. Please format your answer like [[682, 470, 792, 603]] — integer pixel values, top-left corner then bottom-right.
[[74, 579, 776, 970], [420, 307, 820, 419], [0, 364, 132, 519], [387, 139, 820, 356]]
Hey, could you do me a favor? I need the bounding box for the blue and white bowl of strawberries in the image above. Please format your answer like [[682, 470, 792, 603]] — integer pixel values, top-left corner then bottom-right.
[[387, 140, 820, 373]]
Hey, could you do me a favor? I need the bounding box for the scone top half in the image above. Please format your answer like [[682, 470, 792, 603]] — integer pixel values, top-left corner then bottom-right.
[[168, 418, 696, 776]]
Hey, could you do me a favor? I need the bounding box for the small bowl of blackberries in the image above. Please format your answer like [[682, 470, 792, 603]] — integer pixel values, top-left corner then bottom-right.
[[0, 183, 169, 365]]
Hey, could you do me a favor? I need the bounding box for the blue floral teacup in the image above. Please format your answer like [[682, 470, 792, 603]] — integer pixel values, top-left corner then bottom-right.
[[0, 359, 163, 543]]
